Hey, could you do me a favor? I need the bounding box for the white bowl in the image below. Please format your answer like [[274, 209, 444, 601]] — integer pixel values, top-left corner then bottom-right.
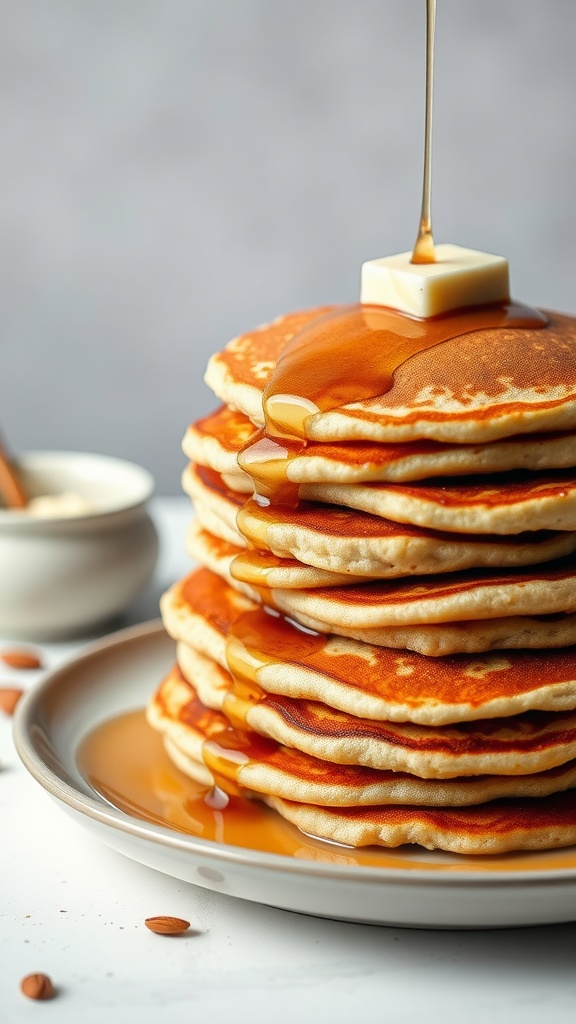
[[0, 451, 159, 639]]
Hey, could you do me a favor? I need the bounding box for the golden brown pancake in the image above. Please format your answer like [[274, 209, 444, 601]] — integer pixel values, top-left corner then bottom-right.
[[204, 308, 334, 427], [160, 567, 255, 668], [165, 569, 576, 724], [264, 790, 576, 854], [187, 526, 576, 626], [186, 464, 576, 577], [179, 573, 576, 658], [183, 465, 246, 547], [205, 309, 576, 443], [185, 405, 576, 484], [148, 667, 576, 806], [187, 519, 363, 589], [290, 611, 576, 657], [302, 471, 576, 534], [174, 647, 576, 779], [267, 557, 576, 626]]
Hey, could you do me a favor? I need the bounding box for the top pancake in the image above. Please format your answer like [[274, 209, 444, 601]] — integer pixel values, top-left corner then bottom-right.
[[204, 308, 576, 444]]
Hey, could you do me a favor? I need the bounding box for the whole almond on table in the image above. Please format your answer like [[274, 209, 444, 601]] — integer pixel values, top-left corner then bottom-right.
[[1, 649, 42, 670], [144, 916, 190, 935], [20, 973, 55, 1000], [0, 687, 24, 715]]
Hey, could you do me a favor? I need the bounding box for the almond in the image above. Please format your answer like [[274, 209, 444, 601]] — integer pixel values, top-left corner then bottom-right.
[[144, 915, 190, 935], [0, 687, 24, 716], [1, 649, 42, 671], [20, 973, 55, 1000]]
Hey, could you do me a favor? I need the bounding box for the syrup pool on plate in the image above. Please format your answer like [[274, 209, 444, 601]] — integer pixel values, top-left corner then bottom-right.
[[78, 709, 576, 874]]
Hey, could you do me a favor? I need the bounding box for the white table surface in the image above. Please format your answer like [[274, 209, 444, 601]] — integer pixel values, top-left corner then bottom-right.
[[1, 496, 575, 1024]]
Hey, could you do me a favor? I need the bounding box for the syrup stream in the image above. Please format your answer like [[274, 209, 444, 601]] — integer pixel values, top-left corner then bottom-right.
[[412, 0, 437, 264]]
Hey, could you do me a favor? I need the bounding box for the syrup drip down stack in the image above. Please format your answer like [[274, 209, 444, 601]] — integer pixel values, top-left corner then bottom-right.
[[148, 261, 576, 854]]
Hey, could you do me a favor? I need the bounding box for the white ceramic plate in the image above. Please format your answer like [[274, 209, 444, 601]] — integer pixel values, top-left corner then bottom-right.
[[13, 620, 576, 929]]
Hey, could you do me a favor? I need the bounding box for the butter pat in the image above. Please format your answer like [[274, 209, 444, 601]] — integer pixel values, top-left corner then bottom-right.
[[361, 243, 510, 318]]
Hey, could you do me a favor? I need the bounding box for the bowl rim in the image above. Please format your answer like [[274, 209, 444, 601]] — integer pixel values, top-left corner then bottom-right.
[[0, 449, 156, 524]]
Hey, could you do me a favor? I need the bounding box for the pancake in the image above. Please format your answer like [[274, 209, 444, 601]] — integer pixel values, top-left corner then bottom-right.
[[185, 463, 576, 577], [204, 308, 335, 428], [165, 569, 576, 723], [163, 567, 576, 667], [183, 465, 246, 548], [264, 791, 576, 854], [189, 526, 576, 626], [235, 490, 576, 577], [288, 609, 576, 657], [186, 519, 365, 589], [301, 470, 576, 534], [183, 406, 256, 487], [160, 568, 255, 668], [174, 645, 576, 779], [268, 558, 576, 627], [204, 308, 576, 444], [148, 667, 576, 806], [185, 405, 576, 484]]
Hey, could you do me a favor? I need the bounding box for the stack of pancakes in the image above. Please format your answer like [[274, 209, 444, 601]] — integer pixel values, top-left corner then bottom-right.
[[148, 307, 576, 854]]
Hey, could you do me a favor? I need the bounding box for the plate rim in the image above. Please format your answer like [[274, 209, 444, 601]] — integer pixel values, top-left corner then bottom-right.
[[13, 618, 576, 889]]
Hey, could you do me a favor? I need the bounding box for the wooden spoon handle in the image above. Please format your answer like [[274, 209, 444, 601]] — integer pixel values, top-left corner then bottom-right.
[[0, 443, 27, 509]]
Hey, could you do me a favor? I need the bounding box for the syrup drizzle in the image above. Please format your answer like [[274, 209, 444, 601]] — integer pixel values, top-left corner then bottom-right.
[[411, 0, 437, 264], [238, 301, 547, 506]]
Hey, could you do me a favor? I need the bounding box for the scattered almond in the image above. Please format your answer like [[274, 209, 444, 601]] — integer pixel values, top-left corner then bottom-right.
[[144, 916, 190, 935], [0, 687, 24, 716], [1, 649, 42, 671], [20, 973, 55, 1000]]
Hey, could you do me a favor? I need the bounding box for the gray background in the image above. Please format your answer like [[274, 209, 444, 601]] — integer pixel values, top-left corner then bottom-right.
[[2, 0, 575, 495]]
